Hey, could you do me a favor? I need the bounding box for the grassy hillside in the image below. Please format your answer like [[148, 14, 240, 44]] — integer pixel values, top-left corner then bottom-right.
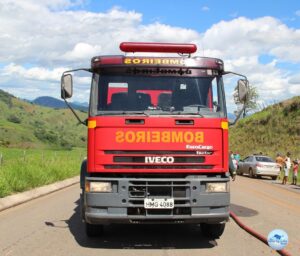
[[0, 90, 87, 149], [229, 96, 300, 159]]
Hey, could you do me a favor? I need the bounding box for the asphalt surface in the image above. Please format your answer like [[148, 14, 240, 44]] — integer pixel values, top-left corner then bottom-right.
[[0, 175, 299, 256]]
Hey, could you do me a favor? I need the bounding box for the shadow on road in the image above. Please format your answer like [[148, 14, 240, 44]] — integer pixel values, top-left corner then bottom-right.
[[230, 203, 258, 217], [61, 199, 217, 249]]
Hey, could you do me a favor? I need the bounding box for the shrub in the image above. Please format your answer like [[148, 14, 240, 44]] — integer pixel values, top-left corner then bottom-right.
[[7, 115, 21, 124]]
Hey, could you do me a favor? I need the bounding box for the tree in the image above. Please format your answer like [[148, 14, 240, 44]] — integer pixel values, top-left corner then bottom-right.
[[234, 83, 259, 118], [243, 85, 259, 117]]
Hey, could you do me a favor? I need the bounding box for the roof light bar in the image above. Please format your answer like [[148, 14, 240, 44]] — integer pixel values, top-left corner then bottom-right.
[[120, 42, 197, 54]]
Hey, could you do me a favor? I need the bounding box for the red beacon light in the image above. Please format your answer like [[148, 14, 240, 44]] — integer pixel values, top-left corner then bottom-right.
[[120, 42, 197, 54]]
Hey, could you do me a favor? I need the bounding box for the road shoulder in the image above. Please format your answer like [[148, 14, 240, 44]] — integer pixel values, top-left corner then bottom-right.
[[0, 176, 79, 212]]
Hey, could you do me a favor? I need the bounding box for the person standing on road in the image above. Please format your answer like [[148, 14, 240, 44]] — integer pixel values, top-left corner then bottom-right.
[[292, 159, 298, 185], [276, 153, 285, 180], [234, 152, 241, 162], [229, 153, 237, 181], [282, 152, 291, 185]]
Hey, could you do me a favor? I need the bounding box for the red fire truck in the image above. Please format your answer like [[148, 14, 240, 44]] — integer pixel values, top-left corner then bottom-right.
[[61, 42, 248, 238]]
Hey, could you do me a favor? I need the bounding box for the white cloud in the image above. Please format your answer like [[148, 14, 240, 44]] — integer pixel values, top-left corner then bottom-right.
[[0, 1, 299, 109], [288, 84, 300, 95], [2, 64, 66, 82], [200, 17, 300, 109], [202, 16, 300, 62], [202, 6, 210, 12], [63, 43, 102, 61], [288, 74, 300, 84]]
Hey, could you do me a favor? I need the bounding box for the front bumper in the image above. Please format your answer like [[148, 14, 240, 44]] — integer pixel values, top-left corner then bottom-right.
[[83, 176, 230, 225]]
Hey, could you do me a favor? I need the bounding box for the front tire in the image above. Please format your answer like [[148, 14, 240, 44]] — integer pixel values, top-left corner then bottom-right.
[[249, 169, 255, 178], [85, 222, 104, 237], [237, 168, 243, 176], [201, 223, 226, 239], [271, 176, 277, 180]]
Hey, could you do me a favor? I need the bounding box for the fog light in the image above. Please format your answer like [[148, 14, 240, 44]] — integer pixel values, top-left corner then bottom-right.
[[86, 181, 112, 192], [206, 182, 228, 193]]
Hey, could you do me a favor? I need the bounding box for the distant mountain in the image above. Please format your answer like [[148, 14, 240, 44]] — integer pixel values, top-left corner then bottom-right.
[[32, 96, 88, 111], [0, 89, 87, 149], [33, 96, 65, 108], [73, 101, 89, 108]]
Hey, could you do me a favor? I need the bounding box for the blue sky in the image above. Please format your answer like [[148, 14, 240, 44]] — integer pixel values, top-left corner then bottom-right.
[[85, 0, 300, 30], [0, 0, 299, 112]]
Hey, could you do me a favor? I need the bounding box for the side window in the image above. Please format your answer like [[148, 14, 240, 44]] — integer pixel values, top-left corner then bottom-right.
[[211, 77, 220, 111], [244, 156, 253, 162]]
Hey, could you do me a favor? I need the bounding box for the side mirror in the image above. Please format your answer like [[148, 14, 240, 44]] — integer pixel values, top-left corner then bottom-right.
[[237, 79, 248, 103], [61, 74, 73, 99]]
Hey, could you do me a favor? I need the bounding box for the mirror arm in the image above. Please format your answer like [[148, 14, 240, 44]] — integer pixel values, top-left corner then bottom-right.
[[61, 68, 91, 126], [229, 103, 246, 126], [63, 98, 87, 126], [223, 71, 248, 81], [63, 68, 91, 75]]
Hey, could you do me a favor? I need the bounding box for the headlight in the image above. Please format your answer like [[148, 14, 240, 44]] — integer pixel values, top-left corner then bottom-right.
[[206, 182, 229, 193], [85, 181, 112, 193]]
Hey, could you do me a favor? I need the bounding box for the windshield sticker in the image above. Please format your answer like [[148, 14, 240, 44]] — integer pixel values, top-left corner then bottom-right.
[[180, 84, 187, 90], [126, 67, 192, 76]]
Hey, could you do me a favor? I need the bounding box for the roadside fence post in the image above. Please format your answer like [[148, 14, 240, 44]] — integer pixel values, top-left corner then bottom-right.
[[0, 153, 3, 166]]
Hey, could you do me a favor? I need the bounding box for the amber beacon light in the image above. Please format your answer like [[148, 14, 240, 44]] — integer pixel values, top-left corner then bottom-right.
[[119, 42, 197, 54]]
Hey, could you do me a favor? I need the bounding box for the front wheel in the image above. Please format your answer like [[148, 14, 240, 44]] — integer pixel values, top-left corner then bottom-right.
[[249, 169, 255, 178], [271, 176, 278, 180], [237, 168, 243, 176], [85, 222, 104, 237], [201, 223, 226, 239]]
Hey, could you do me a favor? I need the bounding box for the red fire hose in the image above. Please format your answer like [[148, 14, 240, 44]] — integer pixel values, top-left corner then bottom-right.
[[229, 211, 292, 256]]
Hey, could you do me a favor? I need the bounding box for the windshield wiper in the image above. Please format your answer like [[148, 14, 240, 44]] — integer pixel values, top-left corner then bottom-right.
[[175, 112, 204, 117], [144, 110, 204, 117], [96, 111, 149, 116]]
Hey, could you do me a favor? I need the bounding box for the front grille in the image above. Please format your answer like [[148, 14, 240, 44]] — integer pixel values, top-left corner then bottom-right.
[[114, 156, 204, 163], [127, 180, 191, 216], [103, 150, 214, 170]]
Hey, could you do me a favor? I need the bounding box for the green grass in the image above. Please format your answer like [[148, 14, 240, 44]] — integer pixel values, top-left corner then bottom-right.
[[0, 147, 86, 198], [230, 96, 300, 159]]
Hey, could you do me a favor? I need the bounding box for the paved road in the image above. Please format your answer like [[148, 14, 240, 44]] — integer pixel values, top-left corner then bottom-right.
[[0, 176, 299, 256]]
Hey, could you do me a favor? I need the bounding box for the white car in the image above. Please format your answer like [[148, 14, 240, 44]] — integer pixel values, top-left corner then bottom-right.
[[237, 155, 280, 180]]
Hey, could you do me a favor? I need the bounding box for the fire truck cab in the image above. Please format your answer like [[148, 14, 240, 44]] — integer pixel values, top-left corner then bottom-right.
[[61, 42, 248, 239]]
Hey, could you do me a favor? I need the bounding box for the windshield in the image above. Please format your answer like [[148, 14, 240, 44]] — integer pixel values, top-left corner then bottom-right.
[[255, 156, 275, 163], [90, 71, 226, 117]]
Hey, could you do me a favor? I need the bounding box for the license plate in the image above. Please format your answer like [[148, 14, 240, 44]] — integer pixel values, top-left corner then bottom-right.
[[144, 198, 174, 209]]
